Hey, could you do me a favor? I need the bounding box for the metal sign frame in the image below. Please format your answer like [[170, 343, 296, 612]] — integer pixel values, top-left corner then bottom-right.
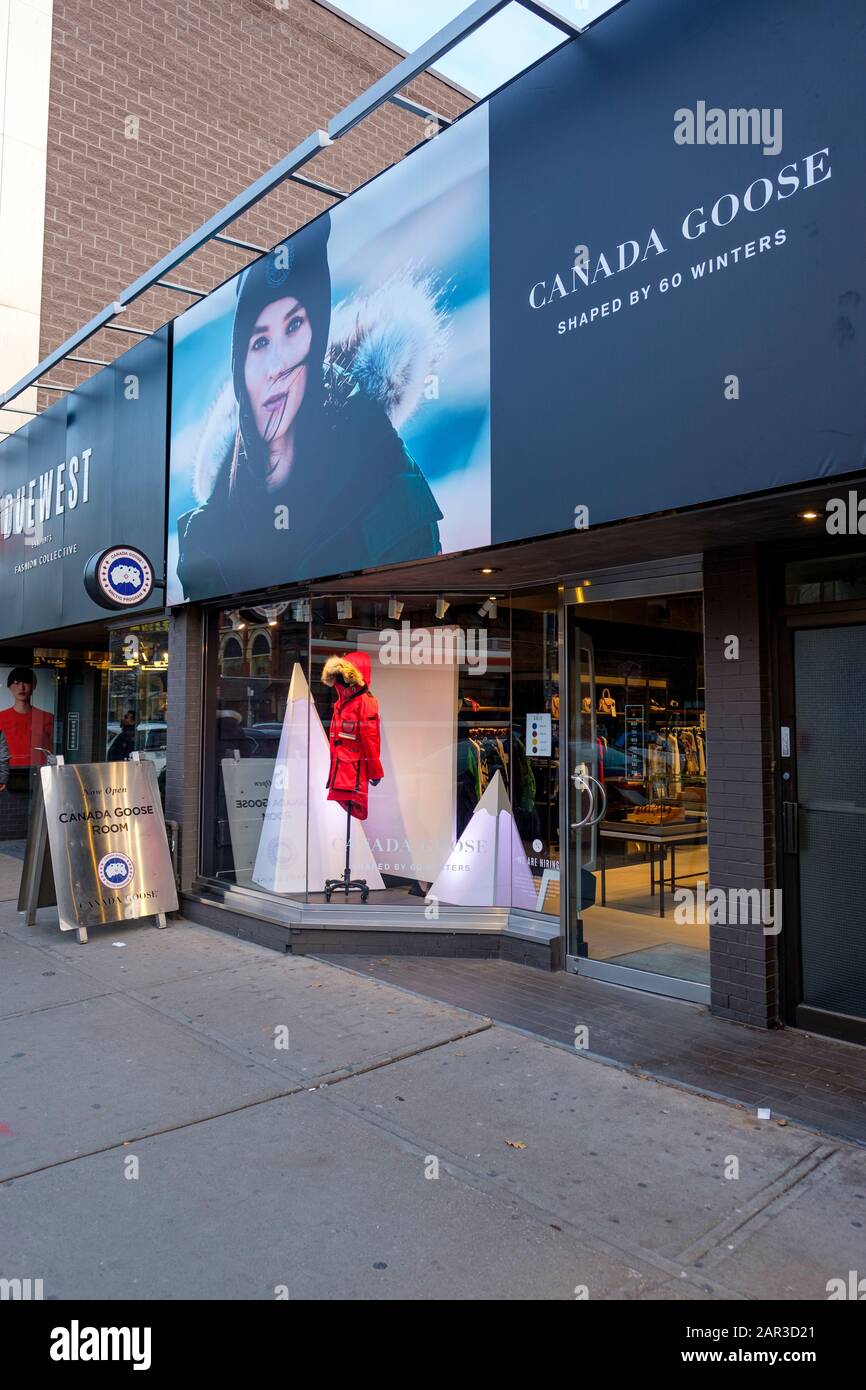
[[18, 752, 173, 943]]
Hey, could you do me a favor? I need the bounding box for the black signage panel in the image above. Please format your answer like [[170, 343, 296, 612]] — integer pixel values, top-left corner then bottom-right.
[[488, 0, 866, 544], [0, 329, 168, 638]]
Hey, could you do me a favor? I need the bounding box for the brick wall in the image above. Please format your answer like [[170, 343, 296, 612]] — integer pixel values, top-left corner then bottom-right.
[[703, 544, 779, 1028], [38, 0, 470, 399]]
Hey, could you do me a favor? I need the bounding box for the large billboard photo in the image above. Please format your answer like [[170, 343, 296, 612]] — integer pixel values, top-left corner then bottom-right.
[[167, 105, 491, 604]]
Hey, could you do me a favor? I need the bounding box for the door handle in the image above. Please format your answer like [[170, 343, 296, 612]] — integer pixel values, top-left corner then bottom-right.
[[782, 800, 798, 853], [571, 768, 607, 829]]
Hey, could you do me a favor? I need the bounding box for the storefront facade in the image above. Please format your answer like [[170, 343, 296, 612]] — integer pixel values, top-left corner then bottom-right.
[[169, 508, 866, 1047], [2, 0, 864, 1046], [157, 0, 865, 1047]]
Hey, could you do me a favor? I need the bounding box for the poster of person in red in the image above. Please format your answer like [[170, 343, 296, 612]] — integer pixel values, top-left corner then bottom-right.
[[0, 667, 55, 768]]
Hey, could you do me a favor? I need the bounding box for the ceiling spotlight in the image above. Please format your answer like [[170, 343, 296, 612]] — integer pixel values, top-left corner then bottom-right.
[[388, 596, 404, 620], [474, 566, 500, 575], [336, 597, 353, 621], [435, 595, 450, 620], [798, 509, 820, 521], [478, 596, 498, 619]]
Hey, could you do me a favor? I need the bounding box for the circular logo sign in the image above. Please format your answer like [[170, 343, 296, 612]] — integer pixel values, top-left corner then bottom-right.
[[84, 546, 154, 610], [97, 852, 135, 889]]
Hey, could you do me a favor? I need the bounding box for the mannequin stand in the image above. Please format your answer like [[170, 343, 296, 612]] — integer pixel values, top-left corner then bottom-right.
[[324, 803, 370, 902]]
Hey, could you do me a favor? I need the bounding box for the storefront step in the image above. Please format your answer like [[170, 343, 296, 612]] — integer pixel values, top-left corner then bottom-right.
[[180, 887, 562, 970]]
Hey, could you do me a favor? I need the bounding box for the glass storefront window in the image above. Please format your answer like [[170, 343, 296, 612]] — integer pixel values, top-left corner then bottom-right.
[[510, 591, 561, 916], [0, 626, 169, 849], [0, 644, 118, 845], [203, 594, 543, 912], [785, 551, 866, 605], [205, 605, 308, 888], [106, 620, 169, 799]]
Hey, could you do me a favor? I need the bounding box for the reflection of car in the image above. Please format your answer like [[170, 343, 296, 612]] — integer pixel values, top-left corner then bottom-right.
[[242, 725, 280, 757], [248, 723, 283, 739], [137, 722, 167, 777]]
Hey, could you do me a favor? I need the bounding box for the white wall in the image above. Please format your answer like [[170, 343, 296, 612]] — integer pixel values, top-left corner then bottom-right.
[[0, 0, 53, 436]]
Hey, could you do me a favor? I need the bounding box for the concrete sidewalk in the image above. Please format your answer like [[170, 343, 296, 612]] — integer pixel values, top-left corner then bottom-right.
[[1, 901, 864, 1301]]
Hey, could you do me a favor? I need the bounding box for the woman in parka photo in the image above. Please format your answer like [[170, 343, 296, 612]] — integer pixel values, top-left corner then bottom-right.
[[175, 213, 444, 600]]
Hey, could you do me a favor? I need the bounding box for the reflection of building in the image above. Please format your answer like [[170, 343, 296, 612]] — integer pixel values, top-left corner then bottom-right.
[[217, 614, 285, 730], [218, 615, 273, 679]]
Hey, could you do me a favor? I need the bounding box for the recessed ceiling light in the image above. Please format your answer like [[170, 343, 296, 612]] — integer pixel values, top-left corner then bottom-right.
[[475, 566, 500, 575], [798, 509, 820, 521]]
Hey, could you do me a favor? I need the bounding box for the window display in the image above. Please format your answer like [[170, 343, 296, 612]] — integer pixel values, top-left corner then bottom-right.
[[202, 586, 709, 973], [204, 594, 543, 912]]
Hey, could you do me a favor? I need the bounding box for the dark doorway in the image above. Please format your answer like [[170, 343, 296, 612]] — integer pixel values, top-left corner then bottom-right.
[[779, 611, 866, 1044]]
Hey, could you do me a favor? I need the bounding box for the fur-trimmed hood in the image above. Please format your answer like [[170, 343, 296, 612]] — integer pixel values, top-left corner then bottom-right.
[[191, 268, 449, 507], [322, 652, 371, 690]]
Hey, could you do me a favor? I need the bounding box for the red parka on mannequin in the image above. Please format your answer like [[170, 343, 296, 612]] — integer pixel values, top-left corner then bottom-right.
[[322, 651, 383, 821]]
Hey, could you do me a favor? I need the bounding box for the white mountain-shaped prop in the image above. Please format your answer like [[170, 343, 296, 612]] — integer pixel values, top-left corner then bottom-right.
[[253, 662, 384, 894], [426, 770, 536, 910]]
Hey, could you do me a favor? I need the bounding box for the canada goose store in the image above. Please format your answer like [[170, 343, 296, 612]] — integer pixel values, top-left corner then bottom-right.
[[158, 0, 866, 1044], [5, 0, 862, 1045]]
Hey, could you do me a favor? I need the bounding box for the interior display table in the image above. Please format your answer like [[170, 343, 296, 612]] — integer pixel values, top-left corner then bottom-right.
[[598, 818, 708, 918]]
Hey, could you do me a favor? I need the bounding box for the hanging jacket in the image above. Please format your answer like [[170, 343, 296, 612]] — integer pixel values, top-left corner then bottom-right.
[[322, 651, 383, 821]]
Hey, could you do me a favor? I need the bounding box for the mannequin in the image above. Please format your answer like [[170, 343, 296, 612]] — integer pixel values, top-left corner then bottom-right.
[[322, 651, 383, 900]]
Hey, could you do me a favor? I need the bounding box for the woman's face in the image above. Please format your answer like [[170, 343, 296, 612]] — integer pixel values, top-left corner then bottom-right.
[[9, 677, 33, 705], [244, 295, 313, 464]]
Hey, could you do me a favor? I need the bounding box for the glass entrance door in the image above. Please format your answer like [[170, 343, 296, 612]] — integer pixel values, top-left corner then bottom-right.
[[781, 620, 866, 1043], [565, 623, 599, 960], [565, 590, 710, 1002]]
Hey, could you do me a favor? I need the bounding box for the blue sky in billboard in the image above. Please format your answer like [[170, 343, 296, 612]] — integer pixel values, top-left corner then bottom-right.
[[167, 105, 490, 604]]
